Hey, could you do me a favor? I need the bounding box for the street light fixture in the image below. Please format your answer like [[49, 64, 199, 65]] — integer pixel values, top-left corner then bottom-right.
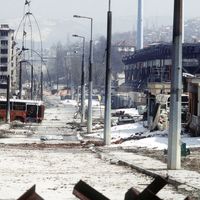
[[72, 34, 86, 123], [73, 14, 93, 133]]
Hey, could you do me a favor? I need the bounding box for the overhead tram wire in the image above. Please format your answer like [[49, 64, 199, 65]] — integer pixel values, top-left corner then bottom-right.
[[22, 10, 34, 87], [14, 0, 49, 99], [27, 7, 34, 98]]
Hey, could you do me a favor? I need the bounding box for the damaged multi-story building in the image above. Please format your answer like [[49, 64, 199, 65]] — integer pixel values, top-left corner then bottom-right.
[[0, 24, 17, 97], [122, 42, 200, 135]]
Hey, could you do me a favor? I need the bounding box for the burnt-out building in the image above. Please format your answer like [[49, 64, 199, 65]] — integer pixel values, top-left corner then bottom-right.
[[122, 43, 200, 131], [122, 42, 200, 92]]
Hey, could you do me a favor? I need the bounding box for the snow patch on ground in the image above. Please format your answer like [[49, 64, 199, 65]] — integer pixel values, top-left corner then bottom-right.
[[89, 121, 200, 150], [112, 108, 139, 116], [60, 99, 77, 106]]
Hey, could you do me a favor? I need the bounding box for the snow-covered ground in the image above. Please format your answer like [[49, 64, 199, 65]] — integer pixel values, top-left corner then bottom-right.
[[0, 147, 186, 200], [60, 100, 200, 150], [86, 105, 200, 150], [60, 99, 78, 106], [0, 96, 197, 199], [91, 121, 200, 150]]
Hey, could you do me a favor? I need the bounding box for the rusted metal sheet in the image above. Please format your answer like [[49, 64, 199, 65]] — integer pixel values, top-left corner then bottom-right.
[[17, 185, 44, 200], [73, 180, 110, 200]]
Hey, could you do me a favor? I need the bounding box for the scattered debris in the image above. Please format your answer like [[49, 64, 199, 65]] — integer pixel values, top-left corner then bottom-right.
[[72, 177, 192, 200], [40, 135, 63, 141], [117, 114, 135, 125], [112, 111, 125, 117]]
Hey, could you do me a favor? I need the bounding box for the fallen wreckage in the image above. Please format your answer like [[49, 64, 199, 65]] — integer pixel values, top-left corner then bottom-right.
[[16, 175, 192, 200]]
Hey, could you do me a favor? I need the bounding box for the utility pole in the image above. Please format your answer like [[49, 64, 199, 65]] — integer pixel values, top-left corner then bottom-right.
[[19, 61, 22, 99], [88, 19, 93, 133], [6, 75, 10, 123], [168, 0, 183, 170], [182, 0, 184, 43], [137, 0, 143, 49], [104, 0, 112, 145], [80, 37, 86, 123], [72, 34, 86, 123], [31, 64, 33, 100], [41, 71, 43, 101], [73, 15, 93, 133]]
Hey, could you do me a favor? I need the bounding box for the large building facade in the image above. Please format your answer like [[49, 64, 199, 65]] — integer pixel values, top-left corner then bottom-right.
[[122, 43, 200, 92], [0, 24, 17, 96]]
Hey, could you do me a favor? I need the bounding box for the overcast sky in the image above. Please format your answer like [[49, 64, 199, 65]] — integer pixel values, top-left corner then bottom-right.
[[1, 0, 200, 46]]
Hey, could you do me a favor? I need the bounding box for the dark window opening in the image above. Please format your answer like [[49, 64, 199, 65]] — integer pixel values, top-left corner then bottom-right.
[[0, 75, 7, 80], [0, 57, 8, 63], [0, 102, 6, 109], [0, 66, 7, 72], [13, 102, 26, 111], [27, 105, 37, 118], [0, 31, 8, 36], [1, 49, 8, 54], [1, 40, 8, 45]]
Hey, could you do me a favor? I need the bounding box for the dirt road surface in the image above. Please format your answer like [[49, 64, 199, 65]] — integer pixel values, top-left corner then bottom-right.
[[0, 95, 187, 199]]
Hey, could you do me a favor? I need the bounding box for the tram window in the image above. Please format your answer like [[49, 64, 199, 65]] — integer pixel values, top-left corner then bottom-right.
[[27, 105, 37, 117], [0, 102, 6, 109], [13, 102, 26, 111]]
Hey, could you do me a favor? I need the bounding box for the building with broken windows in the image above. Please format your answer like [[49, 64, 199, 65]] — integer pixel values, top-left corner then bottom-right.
[[122, 42, 200, 92], [122, 42, 200, 132], [0, 24, 17, 96]]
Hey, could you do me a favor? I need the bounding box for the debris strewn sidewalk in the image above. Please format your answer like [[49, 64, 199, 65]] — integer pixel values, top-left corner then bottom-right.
[[93, 146, 200, 199]]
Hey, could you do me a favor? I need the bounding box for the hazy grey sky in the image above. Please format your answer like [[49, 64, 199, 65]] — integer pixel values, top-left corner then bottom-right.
[[1, 0, 200, 46], [1, 0, 199, 20]]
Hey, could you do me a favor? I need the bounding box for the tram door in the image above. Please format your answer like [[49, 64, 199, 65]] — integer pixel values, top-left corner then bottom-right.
[[27, 104, 37, 119]]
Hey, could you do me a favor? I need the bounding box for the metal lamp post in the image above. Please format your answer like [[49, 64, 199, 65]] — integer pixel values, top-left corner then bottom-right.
[[72, 34, 86, 123], [104, 0, 112, 145], [73, 15, 93, 133], [168, 0, 183, 170]]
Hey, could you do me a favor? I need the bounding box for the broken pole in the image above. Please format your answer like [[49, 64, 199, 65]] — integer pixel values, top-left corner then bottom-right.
[[168, 0, 183, 170]]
